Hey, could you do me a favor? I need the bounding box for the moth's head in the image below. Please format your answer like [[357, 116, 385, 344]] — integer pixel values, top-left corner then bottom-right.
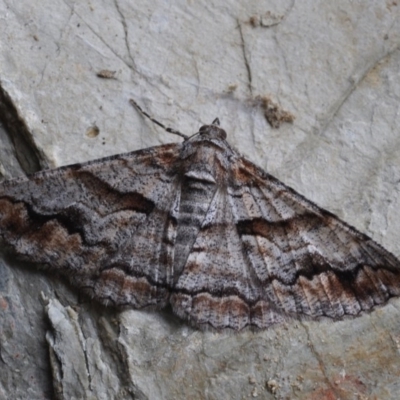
[[198, 118, 227, 140]]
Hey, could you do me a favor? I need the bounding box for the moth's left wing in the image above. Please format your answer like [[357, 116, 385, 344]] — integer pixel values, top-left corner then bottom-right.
[[0, 144, 182, 308]]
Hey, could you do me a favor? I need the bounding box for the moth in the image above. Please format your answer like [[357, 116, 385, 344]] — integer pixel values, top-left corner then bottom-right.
[[0, 100, 399, 331]]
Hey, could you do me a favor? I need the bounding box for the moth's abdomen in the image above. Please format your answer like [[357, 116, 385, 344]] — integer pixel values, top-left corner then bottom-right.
[[172, 170, 217, 283]]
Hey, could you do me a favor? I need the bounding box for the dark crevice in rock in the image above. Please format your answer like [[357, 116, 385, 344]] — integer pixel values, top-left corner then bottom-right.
[[0, 84, 44, 175]]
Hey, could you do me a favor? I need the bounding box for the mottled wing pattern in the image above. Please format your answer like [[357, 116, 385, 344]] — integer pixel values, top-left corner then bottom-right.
[[233, 157, 400, 325], [172, 154, 400, 330], [0, 144, 182, 308], [171, 188, 285, 330], [1, 118, 400, 331]]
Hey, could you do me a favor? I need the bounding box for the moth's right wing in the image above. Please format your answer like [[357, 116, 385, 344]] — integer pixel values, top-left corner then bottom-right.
[[171, 154, 400, 330]]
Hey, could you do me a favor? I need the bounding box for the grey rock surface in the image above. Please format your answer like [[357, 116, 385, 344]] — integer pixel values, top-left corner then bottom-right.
[[1, 1, 400, 399]]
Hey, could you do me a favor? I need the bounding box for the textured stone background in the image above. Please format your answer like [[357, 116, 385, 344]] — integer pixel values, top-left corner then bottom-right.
[[1, 1, 400, 399]]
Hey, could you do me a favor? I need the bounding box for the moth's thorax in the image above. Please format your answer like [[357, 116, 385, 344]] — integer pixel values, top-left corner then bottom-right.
[[179, 127, 236, 186]]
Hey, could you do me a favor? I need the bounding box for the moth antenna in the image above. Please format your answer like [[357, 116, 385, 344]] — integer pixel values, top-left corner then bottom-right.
[[129, 99, 189, 140], [212, 118, 220, 126]]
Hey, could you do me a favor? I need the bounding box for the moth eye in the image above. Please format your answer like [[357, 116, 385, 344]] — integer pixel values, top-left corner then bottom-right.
[[199, 125, 209, 134], [220, 129, 227, 140]]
